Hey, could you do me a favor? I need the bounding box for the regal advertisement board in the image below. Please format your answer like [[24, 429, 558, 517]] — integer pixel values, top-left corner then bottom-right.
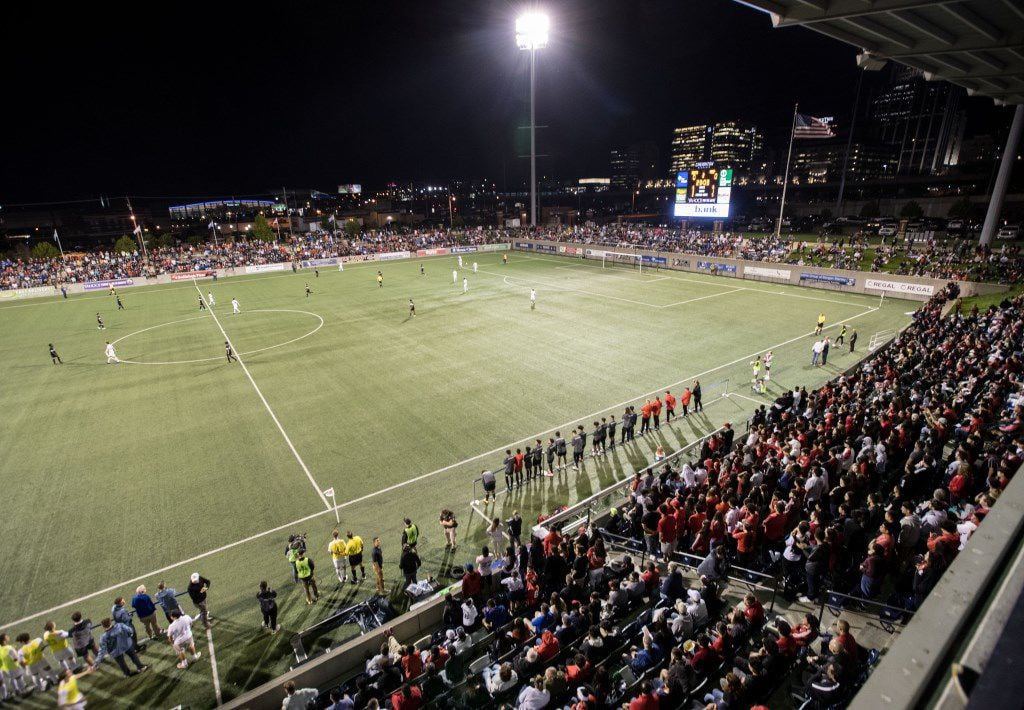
[[863, 278, 935, 296], [416, 248, 450, 257]]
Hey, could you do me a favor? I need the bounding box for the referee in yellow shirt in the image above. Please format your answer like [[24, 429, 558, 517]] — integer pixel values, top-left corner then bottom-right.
[[328, 530, 349, 585], [345, 531, 365, 584]]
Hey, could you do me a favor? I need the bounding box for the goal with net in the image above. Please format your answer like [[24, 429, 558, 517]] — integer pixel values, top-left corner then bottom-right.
[[601, 251, 647, 273]]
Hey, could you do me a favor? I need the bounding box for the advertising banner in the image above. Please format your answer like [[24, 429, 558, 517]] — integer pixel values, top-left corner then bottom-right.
[[864, 278, 935, 296], [744, 266, 792, 280], [696, 261, 738, 274], [170, 270, 216, 281], [451, 246, 478, 254], [534, 244, 557, 253], [83, 278, 135, 291], [341, 254, 376, 264], [378, 250, 411, 261], [416, 248, 450, 257], [514, 241, 534, 250], [242, 262, 286, 274], [585, 249, 607, 258], [800, 272, 855, 286], [298, 258, 339, 269], [479, 243, 510, 252], [640, 255, 667, 265]]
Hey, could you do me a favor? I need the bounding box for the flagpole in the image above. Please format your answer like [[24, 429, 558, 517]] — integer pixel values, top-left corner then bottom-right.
[[776, 102, 799, 239], [53, 228, 66, 261]]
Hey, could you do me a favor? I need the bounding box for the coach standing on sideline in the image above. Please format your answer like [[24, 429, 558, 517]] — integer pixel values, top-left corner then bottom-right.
[[692, 380, 703, 412], [187, 573, 212, 629], [372, 537, 386, 595]]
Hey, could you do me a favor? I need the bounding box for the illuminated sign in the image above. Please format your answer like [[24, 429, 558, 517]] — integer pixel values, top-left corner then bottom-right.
[[673, 165, 732, 219], [337, 184, 363, 194]]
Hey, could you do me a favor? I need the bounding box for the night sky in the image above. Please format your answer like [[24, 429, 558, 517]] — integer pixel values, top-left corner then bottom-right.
[[3, 1, 985, 202]]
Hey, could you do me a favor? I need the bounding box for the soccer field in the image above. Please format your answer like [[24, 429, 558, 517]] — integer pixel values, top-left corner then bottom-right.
[[0, 251, 913, 707]]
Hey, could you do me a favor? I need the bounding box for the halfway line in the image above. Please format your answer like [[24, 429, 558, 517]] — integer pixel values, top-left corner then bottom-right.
[[193, 282, 330, 510]]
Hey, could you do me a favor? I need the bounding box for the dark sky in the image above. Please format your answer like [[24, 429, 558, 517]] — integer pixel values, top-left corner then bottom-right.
[[2, 1, 997, 202]]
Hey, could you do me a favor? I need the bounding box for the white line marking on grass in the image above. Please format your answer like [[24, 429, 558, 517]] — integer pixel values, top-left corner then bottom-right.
[[553, 265, 669, 283], [521, 253, 880, 307], [726, 391, 767, 405], [0, 302, 885, 631], [193, 283, 331, 510], [499, 272, 746, 310], [206, 626, 223, 705], [110, 309, 324, 365]]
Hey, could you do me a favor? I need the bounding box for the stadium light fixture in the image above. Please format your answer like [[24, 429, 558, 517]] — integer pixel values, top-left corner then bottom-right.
[[515, 12, 549, 50], [516, 11, 549, 228]]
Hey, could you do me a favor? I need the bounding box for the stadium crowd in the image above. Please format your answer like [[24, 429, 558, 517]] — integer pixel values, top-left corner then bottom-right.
[[267, 284, 1021, 709], [4, 223, 1022, 292]]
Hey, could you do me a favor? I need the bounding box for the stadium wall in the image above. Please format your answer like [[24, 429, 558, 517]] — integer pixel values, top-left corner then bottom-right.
[[0, 246, 513, 301], [511, 240, 1008, 302]]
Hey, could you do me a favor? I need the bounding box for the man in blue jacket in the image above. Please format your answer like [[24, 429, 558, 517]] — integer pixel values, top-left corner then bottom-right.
[[91, 619, 148, 677], [131, 586, 163, 640]]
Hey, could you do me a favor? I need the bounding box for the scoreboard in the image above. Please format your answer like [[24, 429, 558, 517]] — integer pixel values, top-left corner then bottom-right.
[[673, 162, 733, 219]]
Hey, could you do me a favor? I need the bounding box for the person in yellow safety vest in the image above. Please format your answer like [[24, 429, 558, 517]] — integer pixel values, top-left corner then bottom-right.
[[402, 518, 419, 549], [285, 534, 306, 583], [57, 666, 92, 709], [815, 312, 826, 334], [345, 531, 365, 584], [294, 551, 319, 605], [16, 632, 57, 692], [43, 621, 76, 673], [0, 633, 26, 699], [328, 530, 349, 585]]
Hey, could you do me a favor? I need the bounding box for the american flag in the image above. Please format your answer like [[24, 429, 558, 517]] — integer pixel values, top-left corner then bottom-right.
[[794, 113, 835, 139]]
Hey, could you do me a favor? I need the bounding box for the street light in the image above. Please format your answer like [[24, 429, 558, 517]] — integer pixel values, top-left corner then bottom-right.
[[516, 11, 549, 228]]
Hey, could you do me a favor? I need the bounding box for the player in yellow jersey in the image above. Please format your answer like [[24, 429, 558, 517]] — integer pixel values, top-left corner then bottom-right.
[[43, 621, 76, 673], [815, 312, 826, 335], [328, 530, 349, 585], [57, 666, 93, 709], [16, 632, 57, 692], [0, 633, 26, 699], [345, 531, 365, 584]]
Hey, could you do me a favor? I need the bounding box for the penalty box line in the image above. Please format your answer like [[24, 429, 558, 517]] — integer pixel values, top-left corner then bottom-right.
[[0, 301, 882, 632], [193, 282, 331, 510]]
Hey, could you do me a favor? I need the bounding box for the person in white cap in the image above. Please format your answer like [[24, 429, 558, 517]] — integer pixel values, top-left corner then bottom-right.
[[166, 611, 201, 670], [104, 342, 118, 364], [186, 573, 212, 629]]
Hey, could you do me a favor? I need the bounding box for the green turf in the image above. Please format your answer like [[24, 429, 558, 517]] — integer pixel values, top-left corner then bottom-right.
[[0, 252, 913, 707]]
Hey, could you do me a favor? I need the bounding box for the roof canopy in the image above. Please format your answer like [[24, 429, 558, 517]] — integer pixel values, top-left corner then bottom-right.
[[735, 0, 1024, 104]]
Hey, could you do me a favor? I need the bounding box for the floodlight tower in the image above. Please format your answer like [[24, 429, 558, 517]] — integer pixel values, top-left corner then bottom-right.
[[516, 11, 549, 228]]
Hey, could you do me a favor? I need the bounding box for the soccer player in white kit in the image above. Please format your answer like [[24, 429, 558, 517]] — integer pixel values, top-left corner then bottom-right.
[[457, 254, 463, 268], [452, 269, 458, 284], [231, 298, 240, 314], [462, 277, 468, 293], [208, 292, 215, 306], [530, 288, 537, 309], [472, 261, 478, 273], [764, 351, 773, 381], [166, 611, 201, 670], [338, 259, 344, 272], [105, 342, 119, 364]]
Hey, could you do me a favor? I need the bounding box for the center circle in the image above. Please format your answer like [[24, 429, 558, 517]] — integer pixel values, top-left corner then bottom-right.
[[111, 309, 324, 365]]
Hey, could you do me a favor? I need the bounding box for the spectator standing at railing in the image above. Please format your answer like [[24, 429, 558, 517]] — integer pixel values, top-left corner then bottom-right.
[[154, 582, 182, 624], [187, 573, 212, 629], [130, 587, 162, 640], [281, 680, 318, 709], [110, 598, 141, 651]]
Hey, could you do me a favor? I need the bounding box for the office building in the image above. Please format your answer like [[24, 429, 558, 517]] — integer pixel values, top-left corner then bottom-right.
[[669, 121, 764, 178]]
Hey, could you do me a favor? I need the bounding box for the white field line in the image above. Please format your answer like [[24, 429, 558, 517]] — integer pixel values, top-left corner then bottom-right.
[[520, 253, 881, 308], [193, 282, 331, 510], [553, 265, 669, 283], [726, 391, 767, 405], [0, 301, 885, 632], [110, 309, 324, 366], [490, 271, 663, 308], [206, 626, 223, 705], [498, 271, 746, 310]]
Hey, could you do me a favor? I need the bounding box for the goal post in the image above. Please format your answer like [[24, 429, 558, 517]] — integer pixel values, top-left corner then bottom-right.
[[601, 251, 643, 273]]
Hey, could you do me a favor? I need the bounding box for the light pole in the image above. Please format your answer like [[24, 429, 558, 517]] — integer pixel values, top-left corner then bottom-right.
[[516, 11, 549, 228]]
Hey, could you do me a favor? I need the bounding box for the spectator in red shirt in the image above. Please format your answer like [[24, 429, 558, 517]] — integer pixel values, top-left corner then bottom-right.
[[762, 502, 789, 548], [664, 390, 676, 422], [732, 522, 755, 567], [461, 565, 482, 601], [536, 629, 560, 663], [628, 680, 660, 710], [740, 593, 765, 628], [400, 644, 423, 680], [658, 507, 678, 559], [391, 684, 423, 710], [652, 396, 663, 430]]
